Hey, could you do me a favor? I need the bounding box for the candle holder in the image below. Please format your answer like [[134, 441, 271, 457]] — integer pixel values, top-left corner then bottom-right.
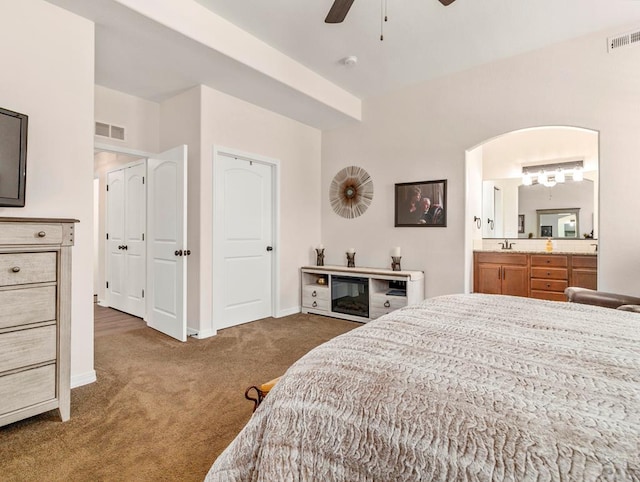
[[315, 248, 325, 266], [346, 252, 356, 267], [391, 256, 402, 271]]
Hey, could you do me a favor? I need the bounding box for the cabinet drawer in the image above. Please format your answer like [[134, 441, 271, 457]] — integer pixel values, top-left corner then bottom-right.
[[0, 224, 63, 245], [531, 255, 568, 267], [0, 252, 56, 286], [0, 325, 56, 373], [531, 267, 568, 280], [0, 364, 56, 416], [371, 294, 407, 311], [530, 279, 568, 292], [475, 252, 527, 265], [0, 286, 56, 330], [302, 285, 329, 301], [572, 256, 597, 269], [531, 290, 567, 302], [302, 295, 329, 311]]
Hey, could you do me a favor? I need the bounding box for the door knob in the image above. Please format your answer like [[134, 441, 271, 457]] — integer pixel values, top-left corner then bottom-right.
[[37, 231, 46, 238], [185, 250, 191, 256], [175, 250, 183, 256], [266, 246, 273, 252], [118, 245, 123, 250], [11, 266, 21, 273], [123, 245, 128, 250]]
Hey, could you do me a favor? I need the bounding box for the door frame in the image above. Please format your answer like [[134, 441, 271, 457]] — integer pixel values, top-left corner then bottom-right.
[[95, 143, 154, 308], [212, 145, 281, 326]]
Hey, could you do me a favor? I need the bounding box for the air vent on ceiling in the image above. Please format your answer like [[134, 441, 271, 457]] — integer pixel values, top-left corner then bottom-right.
[[95, 121, 126, 141], [608, 29, 640, 52]]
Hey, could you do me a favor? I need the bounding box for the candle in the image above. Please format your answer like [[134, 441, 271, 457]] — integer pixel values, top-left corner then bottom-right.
[[347, 248, 355, 254], [391, 247, 401, 257]]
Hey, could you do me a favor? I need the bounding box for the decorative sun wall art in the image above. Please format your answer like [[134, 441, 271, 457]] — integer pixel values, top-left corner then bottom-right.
[[329, 166, 374, 219]]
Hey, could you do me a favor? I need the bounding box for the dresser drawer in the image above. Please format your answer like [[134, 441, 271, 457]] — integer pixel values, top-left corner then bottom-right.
[[0, 252, 57, 286], [531, 267, 568, 280], [0, 325, 56, 373], [0, 364, 56, 416], [531, 255, 568, 268], [530, 279, 568, 292], [302, 285, 329, 301], [0, 286, 56, 330], [302, 295, 329, 311], [371, 294, 407, 311], [0, 223, 63, 245]]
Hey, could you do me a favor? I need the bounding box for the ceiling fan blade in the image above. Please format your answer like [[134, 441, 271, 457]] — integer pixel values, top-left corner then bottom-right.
[[325, 0, 356, 23], [438, 0, 456, 5]]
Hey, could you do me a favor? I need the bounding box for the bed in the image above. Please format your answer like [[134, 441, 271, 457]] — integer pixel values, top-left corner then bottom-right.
[[206, 294, 640, 481]]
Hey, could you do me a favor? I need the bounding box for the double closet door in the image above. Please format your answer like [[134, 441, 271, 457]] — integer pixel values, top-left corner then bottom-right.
[[107, 163, 146, 318]]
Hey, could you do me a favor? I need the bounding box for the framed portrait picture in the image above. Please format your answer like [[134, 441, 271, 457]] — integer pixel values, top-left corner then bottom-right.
[[395, 180, 447, 227], [541, 225, 553, 237], [518, 214, 525, 234]]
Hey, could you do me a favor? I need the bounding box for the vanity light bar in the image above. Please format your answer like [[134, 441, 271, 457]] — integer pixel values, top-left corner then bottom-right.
[[522, 160, 584, 186]]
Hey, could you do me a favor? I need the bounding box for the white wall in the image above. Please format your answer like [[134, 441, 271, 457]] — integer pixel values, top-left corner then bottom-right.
[[195, 85, 322, 334], [322, 24, 640, 298], [95, 85, 160, 153], [159, 87, 202, 332], [0, 1, 95, 385]]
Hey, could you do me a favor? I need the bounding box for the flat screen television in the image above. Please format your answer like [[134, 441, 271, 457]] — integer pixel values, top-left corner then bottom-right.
[[0, 107, 28, 207]]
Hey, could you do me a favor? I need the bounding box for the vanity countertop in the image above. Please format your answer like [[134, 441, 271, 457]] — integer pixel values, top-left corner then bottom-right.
[[474, 249, 597, 255]]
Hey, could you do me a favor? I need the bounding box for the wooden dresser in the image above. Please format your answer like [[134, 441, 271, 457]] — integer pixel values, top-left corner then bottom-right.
[[0, 217, 77, 427]]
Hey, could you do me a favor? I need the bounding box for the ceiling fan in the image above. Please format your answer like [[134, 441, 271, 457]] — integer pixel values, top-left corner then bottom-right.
[[325, 0, 456, 24]]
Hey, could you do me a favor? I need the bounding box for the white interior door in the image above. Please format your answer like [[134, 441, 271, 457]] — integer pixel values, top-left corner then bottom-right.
[[124, 163, 146, 317], [106, 169, 125, 310], [106, 163, 146, 317], [214, 153, 273, 330], [147, 145, 188, 341]]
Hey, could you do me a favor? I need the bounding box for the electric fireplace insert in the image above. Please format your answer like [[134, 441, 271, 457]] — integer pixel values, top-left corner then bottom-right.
[[331, 275, 369, 318]]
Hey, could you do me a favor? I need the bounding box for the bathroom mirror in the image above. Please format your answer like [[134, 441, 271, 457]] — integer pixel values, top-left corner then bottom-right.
[[479, 126, 598, 239]]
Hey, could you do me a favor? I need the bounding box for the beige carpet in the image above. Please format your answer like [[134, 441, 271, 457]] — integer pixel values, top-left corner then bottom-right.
[[0, 312, 358, 481]]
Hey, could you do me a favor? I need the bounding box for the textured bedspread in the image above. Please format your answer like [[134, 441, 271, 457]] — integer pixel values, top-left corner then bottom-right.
[[206, 294, 640, 481]]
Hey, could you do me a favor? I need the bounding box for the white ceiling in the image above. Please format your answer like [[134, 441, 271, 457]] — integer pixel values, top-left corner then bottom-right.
[[46, 0, 640, 129]]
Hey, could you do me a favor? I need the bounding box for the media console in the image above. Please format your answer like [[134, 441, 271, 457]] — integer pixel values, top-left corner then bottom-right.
[[300, 265, 425, 323]]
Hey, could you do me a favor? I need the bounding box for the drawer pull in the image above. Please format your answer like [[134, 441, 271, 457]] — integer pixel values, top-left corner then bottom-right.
[[547, 284, 551, 288], [37, 231, 46, 238], [547, 272, 551, 276], [12, 266, 21, 273], [312, 301, 317, 308], [546, 260, 550, 264], [312, 291, 317, 297], [384, 300, 391, 308]]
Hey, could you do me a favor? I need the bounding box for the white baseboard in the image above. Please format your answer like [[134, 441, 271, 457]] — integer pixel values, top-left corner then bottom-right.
[[276, 306, 301, 318], [71, 370, 97, 389], [192, 328, 217, 339]]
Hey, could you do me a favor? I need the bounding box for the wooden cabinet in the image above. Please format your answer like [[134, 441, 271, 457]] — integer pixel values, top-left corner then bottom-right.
[[474, 252, 529, 297], [474, 251, 597, 302], [571, 255, 597, 290], [530, 255, 569, 301], [0, 217, 76, 428], [301, 266, 424, 322]]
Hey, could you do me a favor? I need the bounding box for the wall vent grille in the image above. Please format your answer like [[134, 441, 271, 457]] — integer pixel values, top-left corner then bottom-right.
[[95, 121, 126, 141], [608, 29, 640, 52]]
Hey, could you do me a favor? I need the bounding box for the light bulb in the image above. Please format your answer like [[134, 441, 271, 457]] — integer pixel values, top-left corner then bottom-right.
[[555, 170, 565, 183], [573, 168, 583, 181], [522, 173, 532, 186]]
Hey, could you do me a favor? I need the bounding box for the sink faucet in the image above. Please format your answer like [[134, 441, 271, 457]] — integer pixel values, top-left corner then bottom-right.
[[500, 239, 515, 250], [591, 243, 598, 252]]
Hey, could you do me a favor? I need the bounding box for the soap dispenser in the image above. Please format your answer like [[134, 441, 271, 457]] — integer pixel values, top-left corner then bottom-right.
[[545, 238, 553, 253]]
